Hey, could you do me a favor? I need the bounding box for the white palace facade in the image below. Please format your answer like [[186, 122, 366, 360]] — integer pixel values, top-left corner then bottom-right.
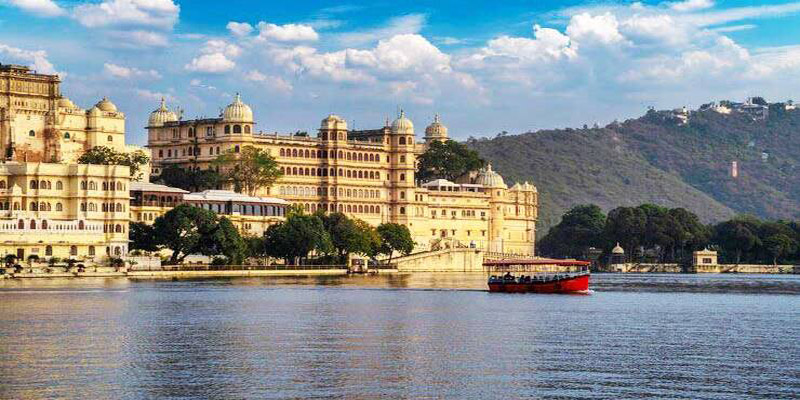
[[146, 96, 539, 254]]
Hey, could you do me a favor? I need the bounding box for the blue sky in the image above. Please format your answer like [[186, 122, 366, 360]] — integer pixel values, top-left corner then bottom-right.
[[3, 0, 800, 145]]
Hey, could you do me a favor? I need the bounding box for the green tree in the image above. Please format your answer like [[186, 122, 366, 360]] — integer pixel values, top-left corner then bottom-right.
[[152, 204, 221, 264], [763, 234, 795, 265], [77, 146, 150, 180], [263, 214, 332, 264], [713, 219, 760, 264], [376, 223, 414, 264], [207, 217, 247, 265], [317, 212, 381, 262], [212, 146, 282, 196], [417, 140, 484, 182], [538, 204, 605, 259], [604, 206, 647, 262], [154, 165, 221, 192], [129, 222, 159, 252]]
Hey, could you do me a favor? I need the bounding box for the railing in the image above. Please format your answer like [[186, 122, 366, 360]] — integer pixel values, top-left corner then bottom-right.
[[149, 264, 348, 272]]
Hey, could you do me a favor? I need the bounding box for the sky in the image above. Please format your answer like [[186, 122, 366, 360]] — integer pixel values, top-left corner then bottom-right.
[[2, 0, 800, 145]]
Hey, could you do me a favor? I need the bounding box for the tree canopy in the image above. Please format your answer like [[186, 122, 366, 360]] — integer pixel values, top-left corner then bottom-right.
[[129, 222, 159, 253], [537, 204, 606, 259], [212, 146, 282, 196], [417, 140, 484, 182], [77, 146, 150, 179], [154, 165, 221, 192], [263, 213, 332, 263], [151, 204, 245, 264], [316, 211, 381, 262], [376, 223, 415, 263]]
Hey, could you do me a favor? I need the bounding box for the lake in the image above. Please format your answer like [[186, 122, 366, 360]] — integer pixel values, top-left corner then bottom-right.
[[1, 273, 799, 399]]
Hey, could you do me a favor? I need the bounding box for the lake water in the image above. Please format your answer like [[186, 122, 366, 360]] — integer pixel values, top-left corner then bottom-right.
[[1, 273, 799, 399]]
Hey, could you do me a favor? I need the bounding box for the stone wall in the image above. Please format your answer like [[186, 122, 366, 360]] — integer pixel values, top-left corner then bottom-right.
[[394, 248, 485, 272]]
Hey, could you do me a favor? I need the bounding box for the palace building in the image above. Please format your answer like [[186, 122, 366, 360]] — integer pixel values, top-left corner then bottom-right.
[[0, 63, 137, 260], [147, 96, 539, 254]]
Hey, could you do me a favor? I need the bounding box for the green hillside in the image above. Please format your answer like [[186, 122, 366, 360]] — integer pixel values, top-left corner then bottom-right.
[[468, 102, 800, 233]]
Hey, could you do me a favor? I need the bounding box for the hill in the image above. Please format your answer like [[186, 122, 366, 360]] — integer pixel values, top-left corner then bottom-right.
[[468, 101, 800, 233]]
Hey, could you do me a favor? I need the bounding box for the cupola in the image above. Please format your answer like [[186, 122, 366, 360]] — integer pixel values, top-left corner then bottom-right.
[[222, 93, 253, 123], [148, 98, 178, 127]]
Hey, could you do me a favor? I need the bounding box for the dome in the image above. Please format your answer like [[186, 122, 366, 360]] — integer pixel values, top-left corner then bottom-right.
[[148, 98, 178, 127], [510, 183, 522, 191], [424, 114, 448, 139], [320, 114, 347, 131], [57, 97, 75, 109], [222, 93, 253, 122], [391, 110, 414, 135], [88, 106, 101, 116], [612, 243, 625, 254], [476, 163, 507, 188], [95, 97, 117, 112], [522, 181, 537, 192]]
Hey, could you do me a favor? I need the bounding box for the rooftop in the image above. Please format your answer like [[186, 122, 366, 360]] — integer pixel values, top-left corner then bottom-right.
[[183, 190, 289, 205]]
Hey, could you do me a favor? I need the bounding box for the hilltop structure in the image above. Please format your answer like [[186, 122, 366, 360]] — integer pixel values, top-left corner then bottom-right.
[[0, 64, 144, 259], [146, 97, 539, 254]]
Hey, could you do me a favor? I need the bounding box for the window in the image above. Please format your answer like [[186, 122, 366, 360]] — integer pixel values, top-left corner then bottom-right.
[[399, 137, 406, 145], [107, 135, 113, 142], [56, 181, 62, 190], [70, 246, 78, 256], [224, 125, 231, 134], [400, 207, 406, 214], [235, 145, 240, 153], [244, 125, 251, 134], [29, 130, 35, 137], [56, 203, 62, 211], [64, 132, 70, 139], [233, 125, 242, 134], [89, 246, 95, 256], [45, 246, 52, 256], [399, 173, 405, 181]]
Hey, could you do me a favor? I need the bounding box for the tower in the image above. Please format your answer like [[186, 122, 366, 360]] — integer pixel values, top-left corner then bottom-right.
[[423, 113, 449, 146], [388, 110, 416, 222]]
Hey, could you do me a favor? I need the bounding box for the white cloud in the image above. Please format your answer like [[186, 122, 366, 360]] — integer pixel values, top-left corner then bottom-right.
[[105, 30, 169, 48], [135, 88, 175, 102], [683, 3, 800, 27], [710, 24, 756, 33], [73, 0, 180, 30], [257, 22, 319, 42], [336, 14, 426, 46], [0, 43, 58, 74], [669, 0, 714, 13], [104, 62, 161, 79], [8, 0, 65, 17], [244, 70, 293, 93], [567, 12, 624, 45], [185, 53, 236, 73], [227, 21, 253, 36], [202, 39, 241, 58]]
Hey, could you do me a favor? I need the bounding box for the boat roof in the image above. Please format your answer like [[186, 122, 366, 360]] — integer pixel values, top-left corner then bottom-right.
[[483, 258, 591, 267]]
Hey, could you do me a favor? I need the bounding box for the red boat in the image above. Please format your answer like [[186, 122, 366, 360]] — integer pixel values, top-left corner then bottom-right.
[[485, 259, 591, 294]]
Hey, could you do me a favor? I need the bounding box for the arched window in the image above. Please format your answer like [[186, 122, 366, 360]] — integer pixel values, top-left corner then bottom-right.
[[29, 130, 35, 137], [280, 148, 285, 156], [235, 145, 240, 153], [30, 202, 38, 211], [292, 149, 298, 157], [42, 220, 48, 229], [30, 220, 36, 229], [46, 245, 52, 256], [244, 125, 251, 134], [56, 181, 63, 190], [88, 246, 95, 256], [56, 203, 63, 211], [224, 125, 231, 134], [233, 125, 242, 134], [399, 137, 406, 145], [0, 181, 5, 189], [30, 180, 38, 189], [115, 224, 122, 233], [89, 182, 96, 190], [338, 151, 343, 159], [358, 153, 363, 161], [400, 173, 405, 181], [78, 221, 85, 230], [17, 219, 24, 229], [70, 246, 78, 256], [400, 207, 406, 214], [116, 203, 122, 212], [102, 182, 108, 191], [64, 132, 70, 139], [107, 135, 113, 142], [188, 128, 195, 137]]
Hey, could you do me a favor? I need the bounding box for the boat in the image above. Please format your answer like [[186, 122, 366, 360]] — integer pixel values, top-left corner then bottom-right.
[[485, 259, 591, 294]]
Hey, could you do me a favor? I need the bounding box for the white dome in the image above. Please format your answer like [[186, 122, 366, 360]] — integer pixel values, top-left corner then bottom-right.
[[222, 93, 253, 122], [58, 97, 76, 109], [391, 110, 414, 135], [612, 243, 625, 254], [320, 114, 347, 130], [424, 114, 448, 139], [95, 97, 117, 112], [476, 163, 506, 188], [148, 98, 178, 127]]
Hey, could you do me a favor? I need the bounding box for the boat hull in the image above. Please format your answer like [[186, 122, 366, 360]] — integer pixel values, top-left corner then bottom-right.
[[488, 274, 590, 294]]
